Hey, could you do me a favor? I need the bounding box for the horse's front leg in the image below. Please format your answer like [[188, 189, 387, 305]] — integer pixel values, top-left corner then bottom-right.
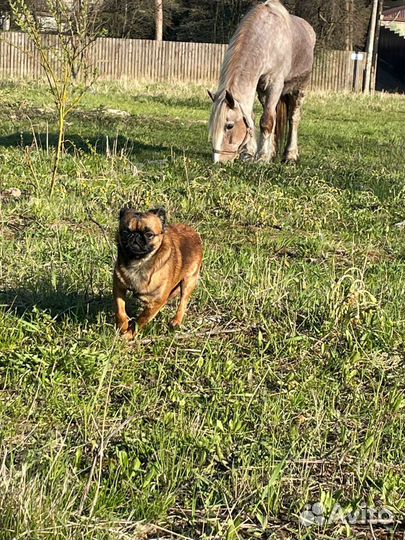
[[256, 83, 283, 162], [257, 110, 275, 162], [283, 90, 305, 164]]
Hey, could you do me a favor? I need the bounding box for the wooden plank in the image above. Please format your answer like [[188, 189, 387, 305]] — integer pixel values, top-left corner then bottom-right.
[[116, 38, 122, 80], [133, 36, 139, 79], [107, 37, 113, 80], [99, 37, 105, 81], [202, 42, 207, 83], [150, 39, 156, 81], [142, 39, 148, 80], [167, 41, 173, 81], [179, 40, 184, 81], [174, 41, 179, 81], [129, 38, 134, 79]]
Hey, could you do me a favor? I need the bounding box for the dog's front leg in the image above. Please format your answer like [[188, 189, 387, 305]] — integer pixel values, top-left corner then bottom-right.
[[113, 274, 133, 339], [136, 298, 167, 330]]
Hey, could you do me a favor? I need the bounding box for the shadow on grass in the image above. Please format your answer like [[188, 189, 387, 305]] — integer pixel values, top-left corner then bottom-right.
[[0, 284, 113, 324], [0, 279, 140, 326], [0, 132, 183, 159], [136, 94, 211, 110]]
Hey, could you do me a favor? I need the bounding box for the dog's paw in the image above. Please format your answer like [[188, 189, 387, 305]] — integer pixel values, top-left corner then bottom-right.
[[121, 329, 136, 341], [169, 318, 182, 329], [116, 319, 136, 340]]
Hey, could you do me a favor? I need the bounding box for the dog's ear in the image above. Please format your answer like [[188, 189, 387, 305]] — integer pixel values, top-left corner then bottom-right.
[[207, 90, 215, 102], [119, 202, 134, 220], [149, 207, 167, 228]]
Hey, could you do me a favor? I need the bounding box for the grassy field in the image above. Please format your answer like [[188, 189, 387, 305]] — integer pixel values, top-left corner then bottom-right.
[[0, 80, 405, 540]]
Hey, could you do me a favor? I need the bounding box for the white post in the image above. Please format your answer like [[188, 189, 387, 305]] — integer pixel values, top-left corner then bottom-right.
[[2, 13, 11, 31]]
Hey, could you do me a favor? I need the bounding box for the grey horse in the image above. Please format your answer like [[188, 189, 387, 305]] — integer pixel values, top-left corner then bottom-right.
[[208, 0, 315, 163]]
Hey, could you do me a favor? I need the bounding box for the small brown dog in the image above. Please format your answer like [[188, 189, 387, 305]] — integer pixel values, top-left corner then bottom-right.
[[113, 207, 203, 339]]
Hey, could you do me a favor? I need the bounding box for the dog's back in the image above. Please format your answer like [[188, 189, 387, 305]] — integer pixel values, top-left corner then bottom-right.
[[169, 224, 203, 273]]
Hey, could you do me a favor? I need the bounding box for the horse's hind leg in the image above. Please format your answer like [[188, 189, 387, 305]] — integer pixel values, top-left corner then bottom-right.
[[284, 90, 305, 164], [256, 82, 283, 162]]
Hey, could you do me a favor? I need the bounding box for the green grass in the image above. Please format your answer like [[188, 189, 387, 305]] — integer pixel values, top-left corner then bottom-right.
[[1, 79, 405, 539]]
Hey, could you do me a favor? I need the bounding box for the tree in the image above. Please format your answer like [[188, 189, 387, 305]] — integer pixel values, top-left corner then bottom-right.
[[166, 0, 258, 43], [155, 0, 162, 40], [9, 0, 104, 194], [284, 0, 371, 50], [14, 0, 371, 50], [98, 0, 178, 40], [164, 0, 371, 49]]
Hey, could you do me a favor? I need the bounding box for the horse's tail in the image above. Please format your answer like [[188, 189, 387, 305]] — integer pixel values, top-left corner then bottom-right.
[[275, 95, 289, 158]]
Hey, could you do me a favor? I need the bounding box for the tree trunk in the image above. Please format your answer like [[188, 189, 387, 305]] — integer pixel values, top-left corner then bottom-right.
[[345, 0, 354, 51], [155, 0, 163, 41]]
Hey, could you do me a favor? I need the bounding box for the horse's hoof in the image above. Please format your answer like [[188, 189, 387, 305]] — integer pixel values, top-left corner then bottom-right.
[[240, 152, 254, 162], [254, 153, 271, 163], [283, 153, 299, 165]]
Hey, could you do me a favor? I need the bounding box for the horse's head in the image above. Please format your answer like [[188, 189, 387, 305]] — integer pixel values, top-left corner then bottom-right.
[[208, 89, 253, 163]]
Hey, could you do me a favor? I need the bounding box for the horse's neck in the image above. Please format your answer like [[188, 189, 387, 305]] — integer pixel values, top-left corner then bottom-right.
[[237, 88, 257, 118], [217, 1, 313, 120], [220, 77, 258, 117], [218, 3, 279, 115]]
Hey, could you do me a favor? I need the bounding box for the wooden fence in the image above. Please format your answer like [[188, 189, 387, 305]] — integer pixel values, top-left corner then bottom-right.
[[0, 32, 367, 92]]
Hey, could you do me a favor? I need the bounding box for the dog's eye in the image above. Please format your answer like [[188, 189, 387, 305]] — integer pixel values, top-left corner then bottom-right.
[[144, 231, 155, 240], [225, 122, 234, 130]]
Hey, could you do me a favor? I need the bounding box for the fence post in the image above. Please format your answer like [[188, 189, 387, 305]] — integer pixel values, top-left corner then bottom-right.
[[364, 0, 380, 92], [352, 51, 365, 92], [371, 0, 384, 92]]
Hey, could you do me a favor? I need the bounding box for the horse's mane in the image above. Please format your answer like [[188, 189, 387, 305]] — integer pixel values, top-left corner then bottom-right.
[[208, 1, 289, 144], [208, 93, 227, 148], [217, 1, 289, 96]]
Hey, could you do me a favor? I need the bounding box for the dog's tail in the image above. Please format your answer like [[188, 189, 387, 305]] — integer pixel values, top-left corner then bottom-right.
[[275, 95, 289, 159]]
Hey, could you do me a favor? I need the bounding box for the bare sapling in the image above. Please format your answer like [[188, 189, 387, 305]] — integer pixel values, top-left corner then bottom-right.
[[9, 0, 104, 194]]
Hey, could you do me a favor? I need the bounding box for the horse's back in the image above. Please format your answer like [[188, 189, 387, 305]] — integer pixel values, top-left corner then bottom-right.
[[290, 14, 316, 59], [262, 2, 315, 87], [284, 14, 316, 89], [219, 0, 316, 97]]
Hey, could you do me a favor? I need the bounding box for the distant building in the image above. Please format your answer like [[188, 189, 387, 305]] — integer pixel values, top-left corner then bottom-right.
[[377, 0, 405, 91], [0, 11, 10, 31], [1, 0, 83, 33]]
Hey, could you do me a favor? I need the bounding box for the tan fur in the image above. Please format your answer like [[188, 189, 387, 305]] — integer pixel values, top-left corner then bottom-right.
[[113, 210, 203, 340]]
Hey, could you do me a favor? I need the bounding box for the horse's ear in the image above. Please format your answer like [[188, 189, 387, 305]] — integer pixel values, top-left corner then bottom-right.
[[225, 90, 235, 109], [207, 90, 215, 102]]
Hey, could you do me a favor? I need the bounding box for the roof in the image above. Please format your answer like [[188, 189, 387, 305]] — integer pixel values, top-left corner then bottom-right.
[[383, 5, 405, 21]]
